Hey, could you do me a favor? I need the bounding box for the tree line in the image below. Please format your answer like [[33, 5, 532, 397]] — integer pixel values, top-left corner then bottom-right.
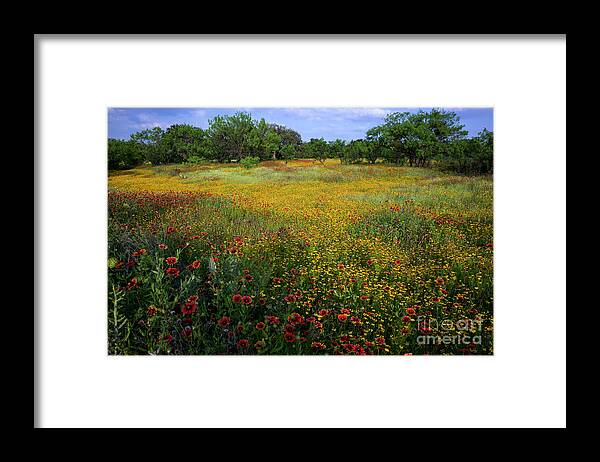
[[108, 109, 493, 174]]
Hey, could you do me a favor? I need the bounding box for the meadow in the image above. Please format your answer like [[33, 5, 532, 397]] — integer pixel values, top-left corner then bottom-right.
[[108, 159, 493, 355]]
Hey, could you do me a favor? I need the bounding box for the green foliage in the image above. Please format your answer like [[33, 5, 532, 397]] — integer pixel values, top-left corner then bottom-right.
[[329, 139, 346, 163], [269, 124, 302, 150], [437, 130, 493, 174], [240, 156, 261, 169], [303, 138, 329, 164], [161, 124, 205, 163], [109, 109, 492, 175], [108, 138, 143, 170], [186, 155, 207, 165], [205, 112, 256, 162], [344, 139, 370, 164], [280, 144, 297, 163], [372, 109, 467, 167]]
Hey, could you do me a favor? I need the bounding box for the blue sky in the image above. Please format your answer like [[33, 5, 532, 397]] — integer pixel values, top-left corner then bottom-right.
[[108, 107, 493, 142]]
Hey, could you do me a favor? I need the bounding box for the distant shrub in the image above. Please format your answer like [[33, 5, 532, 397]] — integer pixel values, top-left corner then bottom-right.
[[240, 156, 260, 169], [108, 139, 142, 170], [186, 155, 206, 164]]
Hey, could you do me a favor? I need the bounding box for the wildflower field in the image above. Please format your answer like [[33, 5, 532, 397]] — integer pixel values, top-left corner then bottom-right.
[[108, 160, 493, 355]]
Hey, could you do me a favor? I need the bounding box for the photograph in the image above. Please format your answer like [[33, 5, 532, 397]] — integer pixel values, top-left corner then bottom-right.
[[36, 34, 566, 429], [107, 107, 494, 355]]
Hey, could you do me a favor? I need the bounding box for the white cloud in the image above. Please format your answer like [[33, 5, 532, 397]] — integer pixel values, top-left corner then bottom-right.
[[282, 107, 393, 121], [189, 109, 207, 117]]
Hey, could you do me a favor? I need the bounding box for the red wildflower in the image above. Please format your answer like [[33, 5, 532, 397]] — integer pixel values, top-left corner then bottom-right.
[[306, 316, 316, 323], [318, 309, 329, 317], [376, 337, 385, 345], [393, 259, 402, 266], [125, 277, 138, 290], [266, 315, 280, 325], [138, 248, 147, 255], [165, 256, 178, 265], [351, 316, 361, 325], [337, 314, 348, 322], [182, 326, 192, 338], [244, 274, 254, 282], [241, 295, 252, 305], [313, 321, 323, 329], [435, 277, 445, 285], [256, 322, 265, 330], [236, 324, 245, 333], [217, 316, 231, 328], [337, 263, 345, 270], [311, 342, 326, 349], [114, 260, 125, 269], [367, 259, 374, 266], [407, 307, 416, 315], [360, 295, 369, 301], [147, 305, 157, 316], [166, 226, 175, 234], [288, 312, 304, 325], [232, 294, 243, 303], [284, 332, 296, 343], [182, 301, 198, 315], [191, 260, 201, 269], [402, 315, 411, 323], [158, 244, 168, 250], [163, 334, 173, 344], [165, 267, 180, 277], [188, 295, 199, 303], [284, 294, 297, 303], [236, 339, 249, 349]]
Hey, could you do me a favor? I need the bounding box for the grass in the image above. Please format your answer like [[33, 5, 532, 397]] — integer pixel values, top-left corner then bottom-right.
[[108, 159, 493, 355]]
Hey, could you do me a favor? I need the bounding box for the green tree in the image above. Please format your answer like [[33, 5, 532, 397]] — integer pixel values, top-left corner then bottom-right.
[[264, 130, 282, 160], [345, 139, 369, 164], [303, 138, 329, 164], [161, 124, 205, 163], [376, 109, 467, 167], [205, 112, 256, 162], [328, 139, 347, 163], [130, 126, 165, 164], [269, 124, 302, 153], [280, 144, 297, 163], [108, 138, 142, 170]]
